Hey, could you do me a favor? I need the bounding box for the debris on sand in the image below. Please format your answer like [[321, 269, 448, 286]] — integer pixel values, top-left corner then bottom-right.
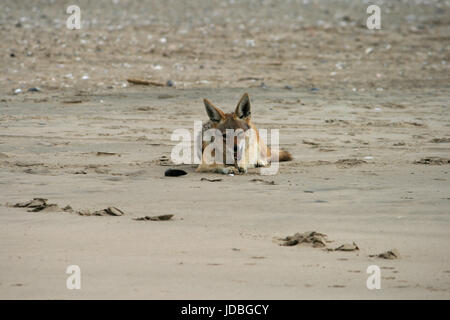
[[302, 140, 320, 147], [414, 157, 450, 165], [12, 199, 125, 216], [325, 119, 350, 125], [14, 198, 48, 208], [250, 178, 276, 185], [62, 99, 84, 104], [136, 106, 156, 112], [279, 232, 364, 253], [157, 155, 174, 166], [335, 158, 367, 168], [280, 231, 330, 248], [78, 207, 125, 216], [96, 152, 120, 156], [127, 78, 165, 86], [62, 205, 74, 212], [157, 94, 176, 99], [28, 203, 61, 212], [13, 198, 62, 212], [201, 178, 222, 182], [14, 161, 43, 167], [99, 207, 125, 216], [430, 138, 450, 143], [238, 77, 263, 82], [133, 214, 173, 221], [369, 249, 400, 259], [334, 242, 359, 252], [164, 169, 187, 177]]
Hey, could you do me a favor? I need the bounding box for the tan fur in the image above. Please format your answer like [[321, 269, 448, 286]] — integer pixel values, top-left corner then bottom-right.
[[196, 93, 292, 174]]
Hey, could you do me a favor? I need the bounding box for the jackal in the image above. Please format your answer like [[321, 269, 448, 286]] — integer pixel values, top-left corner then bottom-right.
[[196, 93, 292, 174]]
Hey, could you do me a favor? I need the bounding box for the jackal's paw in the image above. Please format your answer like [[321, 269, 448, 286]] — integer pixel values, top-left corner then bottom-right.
[[237, 166, 248, 174], [218, 166, 240, 175], [255, 159, 268, 167]]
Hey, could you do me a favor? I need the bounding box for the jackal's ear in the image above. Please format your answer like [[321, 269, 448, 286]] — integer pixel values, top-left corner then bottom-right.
[[235, 93, 251, 120], [204, 98, 225, 122]]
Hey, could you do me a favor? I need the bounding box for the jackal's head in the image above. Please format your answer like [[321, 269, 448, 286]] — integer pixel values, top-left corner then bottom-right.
[[202, 93, 253, 164]]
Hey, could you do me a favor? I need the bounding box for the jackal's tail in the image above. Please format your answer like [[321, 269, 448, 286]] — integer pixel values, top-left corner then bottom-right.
[[270, 149, 293, 162]]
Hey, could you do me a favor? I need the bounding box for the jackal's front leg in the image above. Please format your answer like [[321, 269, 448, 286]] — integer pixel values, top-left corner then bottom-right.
[[255, 138, 270, 167], [196, 151, 241, 175], [238, 135, 268, 170]]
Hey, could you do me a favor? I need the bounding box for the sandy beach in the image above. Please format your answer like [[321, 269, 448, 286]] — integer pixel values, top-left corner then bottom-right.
[[0, 0, 449, 299]]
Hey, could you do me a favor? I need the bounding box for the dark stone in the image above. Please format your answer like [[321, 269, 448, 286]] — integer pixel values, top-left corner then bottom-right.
[[164, 169, 187, 177]]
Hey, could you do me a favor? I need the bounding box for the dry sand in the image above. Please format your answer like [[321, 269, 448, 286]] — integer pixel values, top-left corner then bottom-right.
[[0, 0, 449, 299]]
